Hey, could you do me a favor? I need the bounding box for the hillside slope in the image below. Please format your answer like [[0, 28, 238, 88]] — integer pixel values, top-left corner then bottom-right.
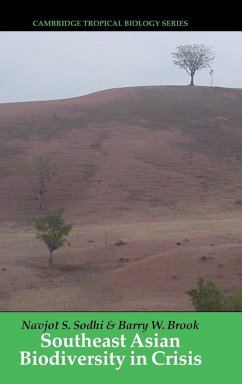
[[0, 86, 242, 221], [1, 85, 242, 223], [2, 86, 242, 310]]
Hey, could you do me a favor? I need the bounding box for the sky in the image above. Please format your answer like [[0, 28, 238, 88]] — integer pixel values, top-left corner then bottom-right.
[[0, 31, 241, 103]]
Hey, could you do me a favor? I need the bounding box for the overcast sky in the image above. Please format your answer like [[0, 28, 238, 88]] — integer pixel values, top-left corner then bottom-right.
[[0, 31, 241, 103]]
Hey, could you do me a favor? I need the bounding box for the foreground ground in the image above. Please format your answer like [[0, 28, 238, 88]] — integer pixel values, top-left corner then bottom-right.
[[1, 212, 242, 311]]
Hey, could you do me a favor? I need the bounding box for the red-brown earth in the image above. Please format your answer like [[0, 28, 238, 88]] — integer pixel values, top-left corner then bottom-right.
[[1, 85, 242, 310]]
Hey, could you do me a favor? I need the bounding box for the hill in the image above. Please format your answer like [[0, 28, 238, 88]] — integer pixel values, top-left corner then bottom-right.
[[2, 85, 242, 223], [1, 85, 242, 310]]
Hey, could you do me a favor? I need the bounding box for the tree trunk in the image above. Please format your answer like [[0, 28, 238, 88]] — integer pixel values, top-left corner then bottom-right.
[[37, 191, 43, 209], [49, 250, 53, 266], [190, 72, 195, 86]]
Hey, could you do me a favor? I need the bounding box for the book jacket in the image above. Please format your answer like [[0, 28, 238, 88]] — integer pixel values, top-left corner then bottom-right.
[[0, 12, 241, 383]]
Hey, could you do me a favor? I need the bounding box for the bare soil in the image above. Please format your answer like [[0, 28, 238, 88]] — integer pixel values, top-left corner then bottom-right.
[[1, 85, 242, 310], [1, 215, 242, 311]]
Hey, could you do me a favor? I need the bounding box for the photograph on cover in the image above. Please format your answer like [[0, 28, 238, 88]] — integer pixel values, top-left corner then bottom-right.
[[0, 31, 242, 311]]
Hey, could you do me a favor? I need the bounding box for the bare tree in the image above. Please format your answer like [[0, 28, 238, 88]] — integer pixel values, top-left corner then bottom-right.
[[15, 154, 57, 209], [172, 44, 215, 86]]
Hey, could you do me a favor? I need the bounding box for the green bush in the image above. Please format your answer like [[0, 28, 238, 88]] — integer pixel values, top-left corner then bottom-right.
[[223, 293, 242, 311], [187, 278, 242, 311], [187, 277, 224, 311]]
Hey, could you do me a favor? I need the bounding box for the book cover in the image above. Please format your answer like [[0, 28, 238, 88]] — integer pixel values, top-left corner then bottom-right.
[[0, 12, 241, 383]]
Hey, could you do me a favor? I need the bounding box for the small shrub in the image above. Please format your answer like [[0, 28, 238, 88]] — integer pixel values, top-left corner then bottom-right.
[[187, 278, 242, 311], [223, 293, 242, 311], [119, 257, 129, 263], [115, 240, 127, 246], [187, 277, 224, 311]]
